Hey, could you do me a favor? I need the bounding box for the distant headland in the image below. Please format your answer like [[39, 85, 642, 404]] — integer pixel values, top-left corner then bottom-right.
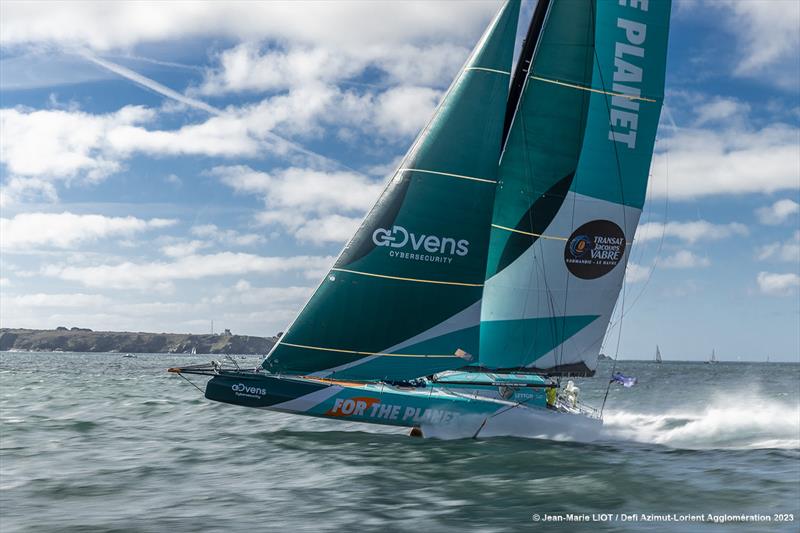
[[0, 327, 278, 355]]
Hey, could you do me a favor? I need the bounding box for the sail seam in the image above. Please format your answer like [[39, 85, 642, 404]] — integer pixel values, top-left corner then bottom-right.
[[331, 267, 484, 287], [529, 75, 658, 102], [280, 342, 459, 358], [491, 223, 632, 245], [491, 223, 568, 241], [465, 66, 511, 75], [398, 168, 497, 184]]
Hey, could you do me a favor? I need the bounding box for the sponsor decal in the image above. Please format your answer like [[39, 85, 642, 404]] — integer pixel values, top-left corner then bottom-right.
[[372, 225, 468, 264], [498, 385, 516, 400], [326, 396, 458, 424], [564, 220, 626, 279], [231, 382, 267, 399], [608, 0, 650, 150]]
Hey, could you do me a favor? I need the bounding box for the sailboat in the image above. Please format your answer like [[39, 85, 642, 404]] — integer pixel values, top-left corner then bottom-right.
[[169, 0, 671, 438], [706, 349, 717, 364], [655, 345, 662, 364]]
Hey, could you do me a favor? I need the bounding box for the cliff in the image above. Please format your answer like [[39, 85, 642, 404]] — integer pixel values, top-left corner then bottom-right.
[[0, 328, 277, 355]]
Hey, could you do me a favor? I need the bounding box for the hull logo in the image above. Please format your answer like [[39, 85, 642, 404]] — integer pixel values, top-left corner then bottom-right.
[[564, 220, 626, 279]]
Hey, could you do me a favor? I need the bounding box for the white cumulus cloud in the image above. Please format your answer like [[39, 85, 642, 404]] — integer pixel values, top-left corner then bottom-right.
[[757, 231, 800, 263], [755, 199, 800, 226], [212, 165, 382, 244], [42, 252, 335, 290], [661, 250, 711, 269], [635, 220, 748, 244], [756, 271, 800, 295], [1, 212, 176, 250]]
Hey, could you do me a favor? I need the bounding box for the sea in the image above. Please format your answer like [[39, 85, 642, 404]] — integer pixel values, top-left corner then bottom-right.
[[1, 352, 798, 532]]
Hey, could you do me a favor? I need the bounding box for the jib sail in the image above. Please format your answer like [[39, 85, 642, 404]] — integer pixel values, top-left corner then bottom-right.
[[479, 0, 672, 375]]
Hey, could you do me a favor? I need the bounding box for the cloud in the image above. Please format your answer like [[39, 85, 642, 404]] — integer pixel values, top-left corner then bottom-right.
[[757, 231, 800, 263], [80, 51, 222, 116], [5, 293, 112, 308], [374, 86, 442, 138], [2, 76, 437, 204], [714, 0, 800, 88], [1, 212, 176, 250], [635, 220, 748, 244], [693, 97, 750, 126], [190, 224, 265, 247], [42, 252, 335, 290], [625, 262, 650, 284], [757, 271, 800, 295], [649, 123, 800, 200], [214, 279, 314, 307], [0, 105, 154, 181], [661, 250, 711, 269], [756, 199, 800, 225], [292, 214, 363, 245], [212, 165, 382, 244], [160, 240, 209, 258], [0, 2, 498, 51], [197, 42, 468, 96], [650, 92, 799, 201]]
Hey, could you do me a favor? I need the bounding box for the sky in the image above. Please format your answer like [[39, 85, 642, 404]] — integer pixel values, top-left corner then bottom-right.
[[0, 0, 798, 362]]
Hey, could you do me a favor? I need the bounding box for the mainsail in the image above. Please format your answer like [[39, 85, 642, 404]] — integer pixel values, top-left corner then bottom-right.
[[262, 0, 521, 380], [479, 0, 672, 375]]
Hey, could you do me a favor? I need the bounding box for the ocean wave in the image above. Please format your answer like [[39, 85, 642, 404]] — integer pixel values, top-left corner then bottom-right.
[[602, 395, 800, 449]]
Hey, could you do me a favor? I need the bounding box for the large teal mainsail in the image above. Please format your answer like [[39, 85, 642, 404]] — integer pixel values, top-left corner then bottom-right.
[[479, 0, 672, 374], [263, 0, 520, 380]]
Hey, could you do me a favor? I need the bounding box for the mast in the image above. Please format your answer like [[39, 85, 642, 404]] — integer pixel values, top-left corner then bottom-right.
[[501, 0, 551, 151]]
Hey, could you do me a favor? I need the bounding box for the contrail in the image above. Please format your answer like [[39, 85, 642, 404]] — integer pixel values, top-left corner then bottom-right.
[[80, 51, 222, 115], [79, 50, 353, 171]]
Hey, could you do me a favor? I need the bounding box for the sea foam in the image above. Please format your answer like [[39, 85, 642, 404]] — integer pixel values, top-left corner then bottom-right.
[[602, 394, 800, 449]]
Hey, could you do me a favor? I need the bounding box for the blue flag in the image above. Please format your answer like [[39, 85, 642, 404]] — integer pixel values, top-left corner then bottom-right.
[[611, 372, 637, 388]]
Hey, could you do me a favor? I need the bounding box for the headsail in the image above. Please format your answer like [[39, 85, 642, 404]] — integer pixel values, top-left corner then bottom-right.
[[479, 0, 672, 375], [263, 0, 521, 380]]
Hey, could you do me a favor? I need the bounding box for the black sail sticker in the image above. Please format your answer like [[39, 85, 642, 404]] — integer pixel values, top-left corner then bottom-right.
[[564, 220, 626, 279]]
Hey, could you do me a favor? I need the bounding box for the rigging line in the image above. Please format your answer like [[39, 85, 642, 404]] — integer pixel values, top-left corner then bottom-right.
[[176, 372, 205, 395], [594, 103, 675, 354], [584, 0, 631, 418]]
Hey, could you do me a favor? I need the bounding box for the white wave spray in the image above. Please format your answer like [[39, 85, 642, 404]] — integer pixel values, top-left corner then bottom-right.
[[602, 394, 800, 449]]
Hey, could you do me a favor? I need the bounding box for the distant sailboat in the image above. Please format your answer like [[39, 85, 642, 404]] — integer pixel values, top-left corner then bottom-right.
[[706, 349, 717, 364], [168, 0, 672, 437], [655, 345, 662, 364], [191, 346, 197, 355]]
